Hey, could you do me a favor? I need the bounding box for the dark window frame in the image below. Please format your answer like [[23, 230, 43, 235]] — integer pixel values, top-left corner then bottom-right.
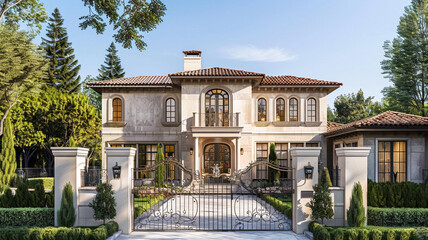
[[289, 98, 298, 121], [378, 141, 407, 183], [165, 98, 176, 123], [257, 98, 267, 122]]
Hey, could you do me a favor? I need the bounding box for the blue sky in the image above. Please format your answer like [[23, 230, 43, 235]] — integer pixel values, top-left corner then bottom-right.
[[35, 0, 410, 107]]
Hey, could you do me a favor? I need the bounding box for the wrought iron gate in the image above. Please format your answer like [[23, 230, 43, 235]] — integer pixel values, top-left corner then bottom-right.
[[132, 158, 293, 231]]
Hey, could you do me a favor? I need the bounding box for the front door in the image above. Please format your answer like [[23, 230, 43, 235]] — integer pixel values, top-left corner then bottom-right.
[[204, 143, 231, 174]]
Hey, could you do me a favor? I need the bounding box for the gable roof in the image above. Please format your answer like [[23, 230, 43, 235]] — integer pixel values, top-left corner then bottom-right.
[[169, 67, 265, 77], [87, 76, 172, 87], [325, 111, 428, 137], [261, 75, 342, 86]]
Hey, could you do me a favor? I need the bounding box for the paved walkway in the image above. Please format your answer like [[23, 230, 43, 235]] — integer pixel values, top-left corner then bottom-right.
[[117, 231, 309, 240]]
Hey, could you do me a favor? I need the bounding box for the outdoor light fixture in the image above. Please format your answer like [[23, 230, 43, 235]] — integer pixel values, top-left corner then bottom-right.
[[304, 162, 314, 179], [190, 148, 194, 156], [240, 148, 244, 155], [112, 162, 121, 179]]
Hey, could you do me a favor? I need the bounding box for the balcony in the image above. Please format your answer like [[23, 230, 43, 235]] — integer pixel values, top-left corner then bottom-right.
[[191, 112, 243, 137]]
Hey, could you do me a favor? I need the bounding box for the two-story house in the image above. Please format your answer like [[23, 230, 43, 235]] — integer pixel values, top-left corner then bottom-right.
[[88, 50, 342, 181]]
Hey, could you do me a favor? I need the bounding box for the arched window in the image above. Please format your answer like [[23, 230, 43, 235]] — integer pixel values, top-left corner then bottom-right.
[[257, 98, 267, 122], [112, 98, 122, 122], [165, 98, 176, 122], [289, 98, 298, 121], [307, 98, 317, 122], [205, 89, 229, 126], [276, 98, 285, 121]]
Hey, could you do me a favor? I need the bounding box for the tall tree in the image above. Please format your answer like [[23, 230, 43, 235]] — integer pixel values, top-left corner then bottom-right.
[[82, 76, 102, 111], [97, 42, 125, 81], [42, 8, 81, 93], [382, 0, 428, 117], [1, 0, 166, 50], [0, 0, 47, 35], [0, 24, 46, 136], [330, 90, 385, 124], [0, 117, 16, 186]]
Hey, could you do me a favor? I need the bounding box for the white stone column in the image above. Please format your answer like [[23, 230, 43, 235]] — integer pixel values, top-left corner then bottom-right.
[[52, 147, 89, 227], [194, 137, 200, 179], [236, 138, 241, 171], [336, 147, 370, 226], [106, 147, 136, 234], [290, 147, 321, 234]]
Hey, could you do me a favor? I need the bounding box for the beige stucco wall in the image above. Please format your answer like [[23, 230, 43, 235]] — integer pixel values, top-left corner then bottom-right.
[[100, 82, 331, 173]]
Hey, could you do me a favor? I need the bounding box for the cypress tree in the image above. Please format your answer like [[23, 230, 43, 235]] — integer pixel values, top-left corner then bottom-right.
[[347, 182, 366, 227], [155, 143, 165, 187], [57, 182, 76, 227], [42, 8, 81, 93], [0, 117, 16, 186], [15, 181, 32, 207], [268, 142, 279, 182], [97, 42, 125, 81], [321, 167, 333, 187], [33, 183, 46, 207]]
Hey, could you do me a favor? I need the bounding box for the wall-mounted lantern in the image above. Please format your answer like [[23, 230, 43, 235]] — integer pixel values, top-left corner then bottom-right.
[[112, 162, 121, 179], [304, 162, 314, 179], [190, 148, 194, 156], [240, 148, 244, 155]]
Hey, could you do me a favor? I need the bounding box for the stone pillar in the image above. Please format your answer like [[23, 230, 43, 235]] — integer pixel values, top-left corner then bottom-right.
[[336, 147, 370, 226], [194, 137, 200, 179], [52, 147, 89, 227], [106, 147, 136, 234], [290, 147, 321, 234]]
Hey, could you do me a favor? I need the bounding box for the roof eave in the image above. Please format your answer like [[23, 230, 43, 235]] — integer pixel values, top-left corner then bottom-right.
[[258, 84, 341, 94], [324, 126, 428, 138], [88, 84, 173, 93], [169, 75, 264, 86]]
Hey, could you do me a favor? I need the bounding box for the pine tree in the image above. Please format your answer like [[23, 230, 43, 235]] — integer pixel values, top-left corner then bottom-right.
[[268, 142, 279, 182], [57, 182, 76, 227], [155, 143, 165, 187], [42, 8, 81, 93], [33, 183, 46, 207], [0, 117, 16, 186], [89, 183, 117, 224], [307, 169, 334, 224], [97, 42, 125, 81], [347, 182, 366, 227]]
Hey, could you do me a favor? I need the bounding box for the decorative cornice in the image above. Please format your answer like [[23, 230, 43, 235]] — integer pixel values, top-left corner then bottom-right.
[[51, 147, 89, 158], [290, 147, 322, 157], [105, 147, 137, 157], [335, 147, 371, 157]]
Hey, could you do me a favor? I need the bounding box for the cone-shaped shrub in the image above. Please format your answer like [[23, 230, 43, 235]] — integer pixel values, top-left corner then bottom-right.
[[33, 183, 46, 207], [57, 182, 75, 227], [0, 187, 14, 207], [155, 143, 165, 187], [347, 182, 366, 227], [0, 117, 17, 186], [15, 181, 32, 207], [307, 168, 334, 224]]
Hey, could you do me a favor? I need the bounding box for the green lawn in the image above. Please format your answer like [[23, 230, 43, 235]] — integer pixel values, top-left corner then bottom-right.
[[134, 195, 164, 218]]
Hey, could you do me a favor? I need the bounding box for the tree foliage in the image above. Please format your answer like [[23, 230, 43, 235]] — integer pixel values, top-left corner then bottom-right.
[[329, 90, 385, 124], [307, 169, 334, 224], [97, 42, 125, 81], [347, 182, 366, 227], [155, 143, 164, 187], [382, 0, 428, 117], [42, 8, 81, 93], [57, 182, 75, 227], [82, 75, 102, 112], [0, 0, 47, 35], [0, 24, 46, 136], [268, 142, 279, 181], [89, 182, 116, 224], [0, 117, 16, 186]]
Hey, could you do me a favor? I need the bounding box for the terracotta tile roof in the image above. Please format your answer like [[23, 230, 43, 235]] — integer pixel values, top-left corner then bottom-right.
[[169, 67, 265, 77], [326, 111, 428, 135], [183, 50, 202, 55], [261, 75, 343, 86], [87, 76, 172, 86], [327, 121, 344, 132]]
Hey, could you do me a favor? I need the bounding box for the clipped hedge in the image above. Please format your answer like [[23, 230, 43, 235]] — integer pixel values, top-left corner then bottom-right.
[[0, 208, 54, 227], [0, 220, 119, 240], [368, 207, 428, 227], [261, 195, 292, 219], [368, 180, 428, 208], [308, 221, 427, 240], [28, 178, 54, 190]]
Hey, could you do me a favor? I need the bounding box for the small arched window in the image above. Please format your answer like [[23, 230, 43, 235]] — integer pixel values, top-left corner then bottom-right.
[[112, 98, 122, 122], [289, 98, 298, 122], [165, 98, 176, 122], [307, 98, 317, 122], [276, 98, 285, 121], [257, 98, 267, 122]]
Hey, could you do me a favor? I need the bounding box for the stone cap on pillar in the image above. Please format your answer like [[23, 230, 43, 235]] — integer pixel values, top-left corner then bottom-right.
[[105, 147, 137, 157], [51, 147, 89, 157], [335, 147, 371, 157], [290, 147, 322, 157]]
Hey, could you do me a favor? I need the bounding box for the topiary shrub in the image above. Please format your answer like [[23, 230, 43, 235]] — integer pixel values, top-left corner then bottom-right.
[[46, 189, 54, 208], [371, 229, 382, 240], [347, 182, 365, 227], [347, 229, 358, 240], [154, 143, 165, 187], [307, 168, 334, 224], [57, 182, 75, 227], [313, 226, 330, 240], [89, 182, 116, 224], [359, 229, 369, 240], [332, 229, 344, 240], [0, 188, 15, 207], [32, 183, 46, 207], [386, 230, 395, 240], [15, 181, 32, 207]]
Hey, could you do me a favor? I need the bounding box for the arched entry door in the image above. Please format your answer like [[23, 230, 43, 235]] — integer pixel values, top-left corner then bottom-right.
[[204, 143, 231, 174]]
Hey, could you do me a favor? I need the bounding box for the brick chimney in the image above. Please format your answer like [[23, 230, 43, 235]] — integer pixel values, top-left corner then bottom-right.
[[183, 50, 202, 71]]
